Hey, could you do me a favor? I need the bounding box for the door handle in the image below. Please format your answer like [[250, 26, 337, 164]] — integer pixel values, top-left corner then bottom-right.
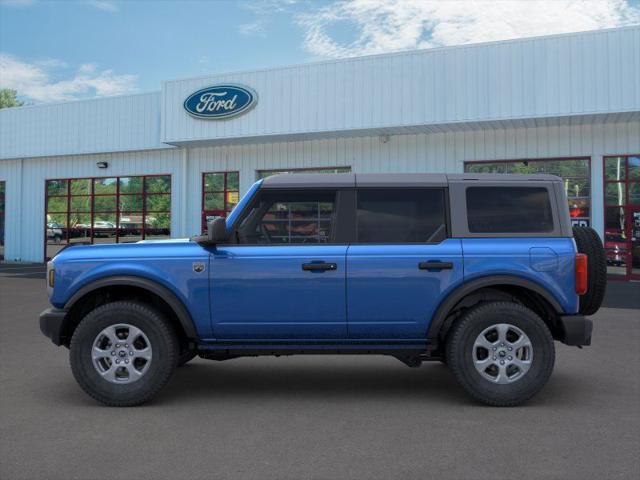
[[302, 262, 337, 271], [418, 261, 453, 271]]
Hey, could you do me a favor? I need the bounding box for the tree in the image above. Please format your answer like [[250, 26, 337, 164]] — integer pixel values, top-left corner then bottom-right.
[[0, 89, 24, 109]]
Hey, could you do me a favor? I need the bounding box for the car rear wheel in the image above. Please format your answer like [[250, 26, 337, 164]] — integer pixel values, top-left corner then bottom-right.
[[70, 301, 178, 407], [446, 301, 555, 407]]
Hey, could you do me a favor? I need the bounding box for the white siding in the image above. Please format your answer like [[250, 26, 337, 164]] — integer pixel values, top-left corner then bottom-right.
[[0, 149, 183, 262], [2, 120, 638, 262], [0, 92, 168, 160], [163, 27, 640, 145]]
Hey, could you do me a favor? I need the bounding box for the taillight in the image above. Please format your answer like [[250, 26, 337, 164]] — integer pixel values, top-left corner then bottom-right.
[[575, 253, 588, 295]]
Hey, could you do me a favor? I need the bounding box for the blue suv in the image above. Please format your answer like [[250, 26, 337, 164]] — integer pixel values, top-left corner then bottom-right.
[[39, 173, 606, 406]]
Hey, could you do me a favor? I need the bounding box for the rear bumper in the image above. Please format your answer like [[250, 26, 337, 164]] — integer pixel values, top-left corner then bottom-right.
[[39, 308, 68, 346], [557, 314, 593, 346]]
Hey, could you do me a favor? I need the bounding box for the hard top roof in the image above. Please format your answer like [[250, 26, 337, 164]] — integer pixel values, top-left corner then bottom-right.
[[260, 172, 561, 188]]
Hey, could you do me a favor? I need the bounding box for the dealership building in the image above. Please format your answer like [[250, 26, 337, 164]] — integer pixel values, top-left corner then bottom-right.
[[0, 26, 639, 280]]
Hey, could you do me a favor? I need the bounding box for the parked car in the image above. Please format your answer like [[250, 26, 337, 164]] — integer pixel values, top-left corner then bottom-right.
[[46, 222, 64, 244], [92, 221, 116, 238], [40, 173, 606, 407]]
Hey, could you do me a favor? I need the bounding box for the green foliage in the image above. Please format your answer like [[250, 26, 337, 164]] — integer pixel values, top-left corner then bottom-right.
[[0, 89, 24, 109]]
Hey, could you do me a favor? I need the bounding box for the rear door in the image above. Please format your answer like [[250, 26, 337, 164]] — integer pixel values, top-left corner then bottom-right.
[[346, 188, 463, 339]]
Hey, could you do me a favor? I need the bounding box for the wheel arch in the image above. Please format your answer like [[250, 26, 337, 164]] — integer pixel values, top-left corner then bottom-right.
[[427, 275, 563, 344], [61, 276, 197, 346]]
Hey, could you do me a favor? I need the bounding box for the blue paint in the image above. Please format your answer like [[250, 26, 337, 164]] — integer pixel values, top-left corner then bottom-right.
[[346, 240, 464, 338], [208, 245, 348, 339], [183, 84, 257, 119], [461, 238, 578, 314], [50, 240, 213, 336]]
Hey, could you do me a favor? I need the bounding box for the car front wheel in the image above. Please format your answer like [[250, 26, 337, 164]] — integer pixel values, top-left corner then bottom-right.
[[446, 301, 555, 407], [69, 301, 178, 407]]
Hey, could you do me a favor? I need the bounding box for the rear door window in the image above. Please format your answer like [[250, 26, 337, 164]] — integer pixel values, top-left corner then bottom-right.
[[466, 187, 554, 233], [356, 189, 447, 243]]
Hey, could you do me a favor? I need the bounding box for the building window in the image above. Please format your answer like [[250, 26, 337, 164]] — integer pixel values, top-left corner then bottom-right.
[[257, 166, 351, 179], [603, 155, 640, 280], [45, 175, 171, 259], [464, 158, 591, 227], [201, 171, 239, 231], [0, 181, 5, 260]]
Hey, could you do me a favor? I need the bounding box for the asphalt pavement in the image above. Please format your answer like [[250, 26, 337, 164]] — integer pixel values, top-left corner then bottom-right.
[[1, 266, 639, 480]]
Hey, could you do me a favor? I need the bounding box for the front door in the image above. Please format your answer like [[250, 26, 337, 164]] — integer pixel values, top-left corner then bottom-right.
[[210, 188, 349, 339], [346, 188, 463, 339]]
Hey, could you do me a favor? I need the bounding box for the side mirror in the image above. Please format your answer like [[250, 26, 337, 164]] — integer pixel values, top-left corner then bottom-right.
[[207, 217, 229, 244]]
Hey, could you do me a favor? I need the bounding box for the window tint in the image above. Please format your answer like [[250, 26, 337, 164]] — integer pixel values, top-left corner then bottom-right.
[[466, 187, 553, 233], [237, 191, 336, 244], [356, 189, 447, 243]]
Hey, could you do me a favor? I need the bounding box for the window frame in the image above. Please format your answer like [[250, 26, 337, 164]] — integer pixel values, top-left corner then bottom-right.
[[353, 187, 450, 245], [224, 188, 353, 246], [603, 154, 640, 281], [463, 157, 592, 227], [465, 186, 555, 234], [448, 181, 564, 238], [44, 174, 172, 260], [201, 171, 240, 232]]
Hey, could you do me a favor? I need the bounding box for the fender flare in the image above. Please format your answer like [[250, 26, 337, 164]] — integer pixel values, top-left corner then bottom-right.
[[426, 275, 563, 341], [64, 275, 197, 339]]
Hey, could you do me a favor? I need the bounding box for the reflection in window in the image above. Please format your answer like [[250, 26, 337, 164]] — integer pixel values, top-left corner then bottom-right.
[[238, 191, 336, 244], [201, 171, 239, 231], [357, 189, 446, 243], [466, 187, 554, 233], [45, 175, 171, 259], [465, 158, 591, 226], [603, 155, 640, 279]]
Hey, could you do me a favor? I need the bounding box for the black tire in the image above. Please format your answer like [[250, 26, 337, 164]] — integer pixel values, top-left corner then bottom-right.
[[177, 349, 197, 367], [572, 226, 607, 316], [446, 302, 555, 407], [70, 301, 178, 407]]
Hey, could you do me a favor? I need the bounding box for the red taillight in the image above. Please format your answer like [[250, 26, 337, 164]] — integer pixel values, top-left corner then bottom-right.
[[575, 253, 588, 295]]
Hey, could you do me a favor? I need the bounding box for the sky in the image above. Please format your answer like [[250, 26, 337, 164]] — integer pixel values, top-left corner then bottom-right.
[[1, 0, 639, 104]]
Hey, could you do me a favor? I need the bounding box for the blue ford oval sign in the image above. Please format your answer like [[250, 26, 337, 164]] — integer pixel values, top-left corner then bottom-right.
[[183, 84, 257, 119]]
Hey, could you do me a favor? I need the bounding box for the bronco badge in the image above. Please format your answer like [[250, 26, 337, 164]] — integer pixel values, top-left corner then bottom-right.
[[192, 262, 206, 273]]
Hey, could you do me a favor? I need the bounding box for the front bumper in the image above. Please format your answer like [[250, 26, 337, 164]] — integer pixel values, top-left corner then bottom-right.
[[557, 314, 593, 346], [39, 308, 68, 346]]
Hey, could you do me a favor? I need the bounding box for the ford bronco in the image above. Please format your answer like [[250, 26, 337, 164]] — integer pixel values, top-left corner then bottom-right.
[[39, 173, 606, 407]]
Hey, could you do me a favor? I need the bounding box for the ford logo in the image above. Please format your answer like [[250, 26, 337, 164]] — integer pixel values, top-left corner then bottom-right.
[[183, 84, 257, 119]]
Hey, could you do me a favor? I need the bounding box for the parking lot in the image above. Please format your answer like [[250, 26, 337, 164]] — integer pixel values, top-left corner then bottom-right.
[[1, 264, 639, 480]]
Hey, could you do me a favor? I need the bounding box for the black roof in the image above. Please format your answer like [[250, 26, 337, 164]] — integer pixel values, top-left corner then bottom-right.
[[260, 173, 561, 188]]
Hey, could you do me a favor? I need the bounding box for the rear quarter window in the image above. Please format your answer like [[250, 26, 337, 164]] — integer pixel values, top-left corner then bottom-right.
[[466, 187, 554, 233]]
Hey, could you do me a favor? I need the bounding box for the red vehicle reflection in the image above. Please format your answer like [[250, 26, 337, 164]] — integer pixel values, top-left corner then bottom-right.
[[604, 230, 628, 266]]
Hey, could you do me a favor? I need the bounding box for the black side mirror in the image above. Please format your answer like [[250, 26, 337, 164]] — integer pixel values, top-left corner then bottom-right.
[[207, 217, 229, 244]]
